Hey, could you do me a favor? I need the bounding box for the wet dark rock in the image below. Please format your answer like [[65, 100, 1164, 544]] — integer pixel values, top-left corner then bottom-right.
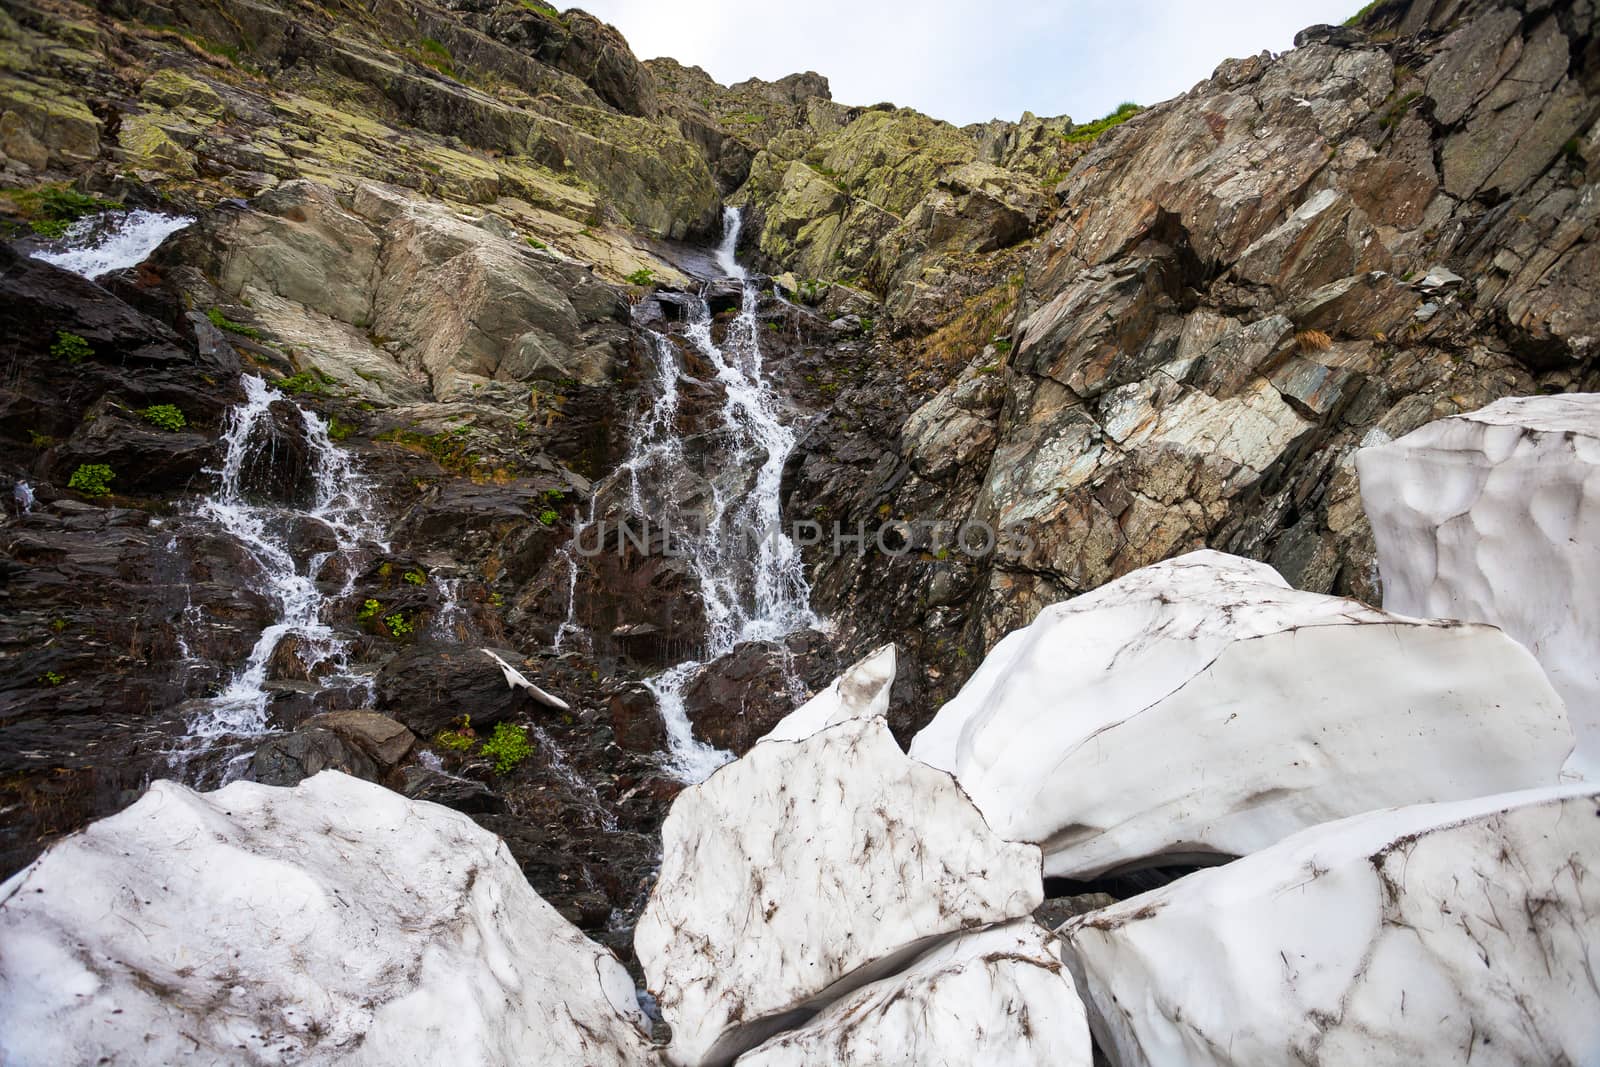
[[376, 644, 549, 738], [56, 412, 213, 496], [703, 278, 743, 313], [680, 629, 843, 754], [395, 764, 505, 813], [608, 682, 670, 753], [251, 727, 379, 786], [1034, 893, 1117, 930]]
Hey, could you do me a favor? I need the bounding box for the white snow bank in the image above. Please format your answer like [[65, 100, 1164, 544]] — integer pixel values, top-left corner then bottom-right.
[[910, 550, 1573, 877], [1060, 784, 1600, 1067], [1357, 393, 1600, 770], [635, 716, 1042, 1066], [735, 919, 1090, 1067], [0, 771, 655, 1066], [761, 643, 895, 743]]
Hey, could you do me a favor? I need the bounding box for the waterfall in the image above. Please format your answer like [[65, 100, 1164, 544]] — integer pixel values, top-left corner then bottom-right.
[[31, 210, 194, 279], [175, 374, 386, 767], [557, 208, 816, 782]]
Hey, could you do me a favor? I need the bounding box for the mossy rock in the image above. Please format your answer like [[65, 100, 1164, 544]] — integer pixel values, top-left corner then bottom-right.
[[140, 69, 226, 120], [0, 73, 99, 167], [118, 113, 196, 177]]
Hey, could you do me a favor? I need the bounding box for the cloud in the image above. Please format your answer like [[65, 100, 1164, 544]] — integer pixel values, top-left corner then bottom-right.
[[577, 0, 1365, 126]]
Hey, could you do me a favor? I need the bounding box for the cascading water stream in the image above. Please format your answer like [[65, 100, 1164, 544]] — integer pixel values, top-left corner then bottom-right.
[[555, 208, 817, 782], [31, 210, 195, 278], [171, 374, 387, 774]]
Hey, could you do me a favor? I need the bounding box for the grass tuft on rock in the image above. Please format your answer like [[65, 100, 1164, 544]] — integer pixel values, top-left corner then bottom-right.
[[1062, 102, 1142, 144]]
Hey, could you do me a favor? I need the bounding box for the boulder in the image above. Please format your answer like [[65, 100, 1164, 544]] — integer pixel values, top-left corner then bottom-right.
[[1060, 785, 1600, 1067], [910, 551, 1574, 878], [396, 763, 506, 814], [376, 644, 543, 738], [1357, 394, 1600, 771], [0, 772, 655, 1066], [634, 716, 1043, 1066], [679, 631, 843, 753], [737, 920, 1091, 1067], [304, 709, 415, 768], [251, 726, 378, 786], [761, 643, 895, 743]]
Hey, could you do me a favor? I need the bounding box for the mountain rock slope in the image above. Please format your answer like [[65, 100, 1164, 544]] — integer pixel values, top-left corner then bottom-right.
[[1, 0, 1599, 1061]]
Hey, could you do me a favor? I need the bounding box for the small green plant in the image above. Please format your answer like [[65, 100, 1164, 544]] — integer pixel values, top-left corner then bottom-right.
[[357, 598, 381, 622], [206, 307, 262, 339], [489, 591, 504, 608], [327, 416, 355, 441], [1062, 102, 1142, 144], [403, 568, 427, 586], [140, 404, 187, 431], [279, 369, 335, 396], [39, 670, 65, 686], [624, 267, 656, 286], [50, 331, 92, 364], [538, 508, 559, 526], [384, 611, 414, 637], [1379, 90, 1422, 129], [434, 714, 475, 751], [67, 463, 114, 497], [50, 618, 68, 633], [480, 721, 533, 774], [435, 727, 475, 751], [28, 430, 56, 448], [525, 236, 548, 250]]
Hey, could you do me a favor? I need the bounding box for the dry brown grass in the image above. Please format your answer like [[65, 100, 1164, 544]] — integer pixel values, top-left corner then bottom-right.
[[915, 271, 1026, 373], [1296, 328, 1333, 352]]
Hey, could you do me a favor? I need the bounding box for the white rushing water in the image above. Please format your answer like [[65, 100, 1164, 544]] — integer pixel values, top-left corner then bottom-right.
[[30, 209, 194, 279], [558, 208, 816, 782], [177, 374, 386, 764]]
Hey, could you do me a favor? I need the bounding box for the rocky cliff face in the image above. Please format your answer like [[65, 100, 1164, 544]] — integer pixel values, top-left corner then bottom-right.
[[1, 0, 1597, 984], [781, 0, 1600, 716]]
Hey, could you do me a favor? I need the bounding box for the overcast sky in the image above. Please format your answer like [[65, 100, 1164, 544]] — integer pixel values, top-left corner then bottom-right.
[[577, 0, 1366, 127]]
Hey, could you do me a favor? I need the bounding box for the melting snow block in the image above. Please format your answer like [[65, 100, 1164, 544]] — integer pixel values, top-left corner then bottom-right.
[[635, 716, 1043, 1067], [0, 772, 655, 1067], [1357, 394, 1600, 769], [910, 550, 1573, 878], [761, 643, 896, 743], [735, 919, 1091, 1066], [1060, 785, 1600, 1067]]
